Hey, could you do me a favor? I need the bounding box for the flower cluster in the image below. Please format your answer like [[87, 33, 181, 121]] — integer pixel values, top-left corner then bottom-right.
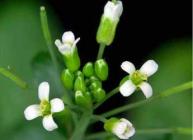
[[24, 0, 159, 139]]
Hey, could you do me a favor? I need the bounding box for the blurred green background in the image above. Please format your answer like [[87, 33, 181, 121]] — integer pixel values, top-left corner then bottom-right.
[[0, 0, 191, 140]]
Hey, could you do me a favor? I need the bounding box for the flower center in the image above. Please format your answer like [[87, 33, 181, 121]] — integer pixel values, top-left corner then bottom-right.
[[130, 70, 147, 85], [40, 100, 51, 116]]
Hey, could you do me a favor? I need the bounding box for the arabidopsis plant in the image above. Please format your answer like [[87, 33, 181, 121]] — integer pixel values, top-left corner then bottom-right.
[[24, 82, 65, 131], [120, 60, 158, 98]]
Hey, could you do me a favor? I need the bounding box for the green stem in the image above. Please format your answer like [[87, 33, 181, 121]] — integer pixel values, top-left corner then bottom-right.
[[97, 43, 106, 60], [0, 67, 28, 89], [70, 110, 92, 140], [40, 6, 60, 74], [85, 127, 192, 140], [94, 87, 119, 109], [92, 115, 107, 123], [137, 128, 192, 135], [101, 81, 192, 118]]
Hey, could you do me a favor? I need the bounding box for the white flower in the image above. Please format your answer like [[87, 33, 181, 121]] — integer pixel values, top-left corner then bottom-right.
[[104, 1, 123, 21], [120, 60, 158, 98], [55, 31, 80, 55], [24, 82, 65, 131], [112, 118, 135, 139]]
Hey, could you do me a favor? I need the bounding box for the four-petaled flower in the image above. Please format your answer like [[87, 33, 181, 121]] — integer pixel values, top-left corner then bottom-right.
[[120, 60, 158, 98], [55, 31, 80, 55], [24, 82, 65, 131], [113, 118, 135, 139], [104, 118, 135, 139]]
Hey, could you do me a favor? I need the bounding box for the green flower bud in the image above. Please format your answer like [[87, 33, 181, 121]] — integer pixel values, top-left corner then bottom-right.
[[76, 70, 84, 79], [90, 76, 99, 82], [93, 88, 106, 103], [95, 59, 109, 81], [75, 91, 92, 108], [63, 47, 80, 72], [96, 1, 123, 46], [97, 16, 118, 46], [61, 69, 75, 90], [104, 118, 119, 132], [90, 81, 102, 91], [83, 62, 94, 77], [74, 76, 86, 92]]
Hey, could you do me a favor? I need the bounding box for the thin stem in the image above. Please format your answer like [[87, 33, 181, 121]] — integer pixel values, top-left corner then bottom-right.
[[40, 6, 60, 74], [70, 110, 92, 140], [94, 86, 119, 109], [85, 132, 111, 140], [85, 128, 192, 140], [97, 43, 106, 59], [101, 81, 192, 118], [92, 115, 107, 123], [0, 67, 28, 89], [137, 128, 192, 135]]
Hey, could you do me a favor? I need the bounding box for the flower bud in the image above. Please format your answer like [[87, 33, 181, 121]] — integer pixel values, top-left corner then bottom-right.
[[95, 59, 109, 81], [63, 48, 80, 72], [90, 81, 102, 91], [55, 31, 81, 72], [75, 91, 92, 108], [74, 76, 86, 92], [83, 62, 94, 77], [96, 1, 123, 45], [76, 71, 84, 79], [104, 118, 135, 139], [93, 88, 106, 103], [61, 69, 75, 90]]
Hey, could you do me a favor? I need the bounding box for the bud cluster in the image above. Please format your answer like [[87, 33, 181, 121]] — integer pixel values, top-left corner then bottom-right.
[[61, 59, 109, 108]]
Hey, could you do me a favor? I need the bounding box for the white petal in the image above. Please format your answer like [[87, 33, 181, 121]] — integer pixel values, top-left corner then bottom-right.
[[38, 82, 50, 101], [50, 98, 65, 113], [125, 126, 135, 138], [120, 118, 133, 126], [120, 80, 136, 97], [113, 122, 127, 135], [24, 105, 41, 120], [55, 39, 62, 47], [139, 82, 153, 98], [72, 37, 80, 47], [139, 60, 158, 77], [121, 61, 136, 74], [62, 31, 75, 44], [114, 1, 123, 18], [42, 115, 58, 131], [120, 118, 135, 138], [104, 1, 123, 21], [58, 44, 72, 55]]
